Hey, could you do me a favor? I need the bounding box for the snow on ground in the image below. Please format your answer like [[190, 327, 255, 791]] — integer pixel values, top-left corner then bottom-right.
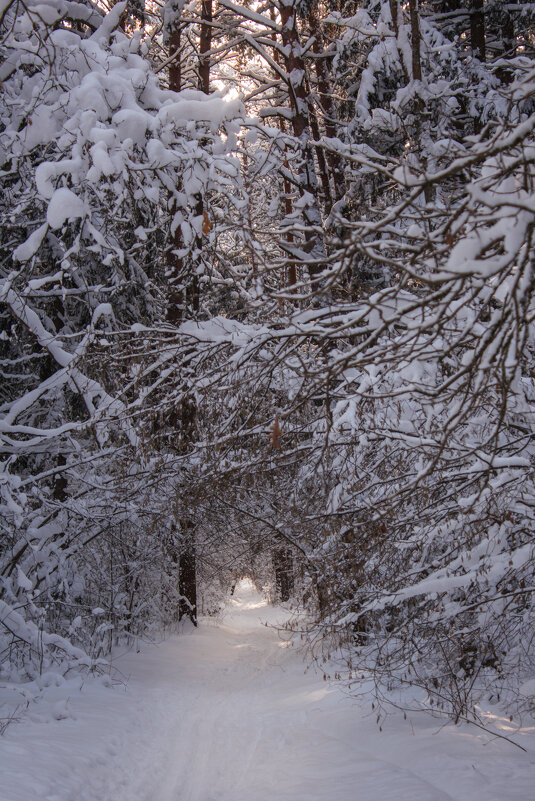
[[1, 579, 534, 801]]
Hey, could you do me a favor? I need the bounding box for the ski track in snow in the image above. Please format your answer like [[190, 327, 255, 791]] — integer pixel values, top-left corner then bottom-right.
[[1, 581, 534, 801]]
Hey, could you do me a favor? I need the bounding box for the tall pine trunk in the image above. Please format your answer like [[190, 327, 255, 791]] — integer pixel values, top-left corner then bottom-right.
[[274, 548, 294, 602], [198, 0, 212, 94], [470, 0, 486, 61], [279, 0, 326, 278], [174, 4, 215, 626], [308, 5, 345, 203], [166, 7, 183, 324], [163, 2, 205, 626], [408, 0, 423, 81]]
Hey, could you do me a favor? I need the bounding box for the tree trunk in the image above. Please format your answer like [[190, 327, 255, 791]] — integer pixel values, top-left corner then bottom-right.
[[305, 74, 333, 211], [470, 0, 486, 61], [168, 27, 182, 95], [189, 0, 212, 312], [269, 7, 299, 291], [53, 453, 68, 501], [179, 529, 197, 625], [309, 5, 345, 202], [389, 0, 400, 37], [274, 547, 294, 602], [167, 19, 184, 324], [198, 0, 212, 94], [164, 4, 201, 623], [279, 0, 326, 277], [408, 0, 423, 81], [174, 5, 215, 622], [496, 11, 515, 85], [283, 163, 298, 290]]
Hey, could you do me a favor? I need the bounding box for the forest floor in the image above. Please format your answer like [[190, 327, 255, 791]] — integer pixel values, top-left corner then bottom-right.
[[1, 580, 535, 801]]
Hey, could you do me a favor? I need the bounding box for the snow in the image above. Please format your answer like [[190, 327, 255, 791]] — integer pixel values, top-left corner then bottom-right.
[[1, 580, 534, 801], [12, 223, 48, 262], [520, 680, 535, 697], [158, 93, 244, 128], [16, 566, 33, 592], [35, 160, 82, 200], [112, 108, 152, 143], [46, 188, 84, 229]]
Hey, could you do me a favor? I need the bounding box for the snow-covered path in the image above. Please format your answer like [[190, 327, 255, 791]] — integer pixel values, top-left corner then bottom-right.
[[1, 580, 534, 801]]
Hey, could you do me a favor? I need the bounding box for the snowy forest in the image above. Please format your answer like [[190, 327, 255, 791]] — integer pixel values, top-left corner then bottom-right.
[[2, 0, 535, 737]]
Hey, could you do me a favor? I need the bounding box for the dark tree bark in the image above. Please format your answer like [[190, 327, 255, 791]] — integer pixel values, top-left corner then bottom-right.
[[268, 7, 299, 291], [163, 4, 201, 624], [470, 0, 486, 61], [279, 0, 326, 276], [309, 5, 345, 202], [174, 2, 215, 623], [53, 453, 68, 502], [389, 0, 400, 37], [179, 531, 197, 625], [274, 547, 294, 602], [305, 76, 333, 210], [282, 161, 298, 290], [166, 11, 184, 324], [168, 27, 182, 95], [408, 0, 423, 81], [187, 0, 213, 314], [496, 8, 516, 85], [198, 0, 212, 94]]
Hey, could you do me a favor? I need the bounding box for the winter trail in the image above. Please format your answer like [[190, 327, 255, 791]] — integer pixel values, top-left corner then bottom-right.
[[1, 580, 534, 801]]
